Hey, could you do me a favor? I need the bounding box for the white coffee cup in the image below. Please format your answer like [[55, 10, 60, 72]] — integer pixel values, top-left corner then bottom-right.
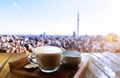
[[62, 50, 81, 67]]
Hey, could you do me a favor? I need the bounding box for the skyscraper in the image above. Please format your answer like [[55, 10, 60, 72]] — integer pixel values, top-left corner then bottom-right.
[[77, 8, 80, 37]]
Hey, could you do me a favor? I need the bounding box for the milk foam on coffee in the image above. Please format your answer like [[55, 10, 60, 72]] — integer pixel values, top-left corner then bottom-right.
[[34, 46, 63, 54]]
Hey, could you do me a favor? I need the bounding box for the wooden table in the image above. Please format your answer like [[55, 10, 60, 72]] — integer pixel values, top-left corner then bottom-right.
[[0, 52, 120, 78]]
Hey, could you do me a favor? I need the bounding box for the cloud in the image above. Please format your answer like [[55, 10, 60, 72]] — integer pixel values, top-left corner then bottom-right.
[[12, 2, 22, 11]]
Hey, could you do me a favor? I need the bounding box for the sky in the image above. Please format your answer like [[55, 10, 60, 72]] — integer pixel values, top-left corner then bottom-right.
[[0, 0, 120, 35]]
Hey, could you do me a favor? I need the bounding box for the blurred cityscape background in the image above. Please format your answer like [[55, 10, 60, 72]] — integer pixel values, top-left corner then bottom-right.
[[0, 33, 120, 53]]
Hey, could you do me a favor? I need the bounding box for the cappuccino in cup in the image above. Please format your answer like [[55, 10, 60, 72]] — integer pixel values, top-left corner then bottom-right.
[[28, 46, 63, 73]]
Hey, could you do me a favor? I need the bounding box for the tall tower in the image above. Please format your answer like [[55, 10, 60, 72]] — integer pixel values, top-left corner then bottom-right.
[[77, 8, 80, 37]]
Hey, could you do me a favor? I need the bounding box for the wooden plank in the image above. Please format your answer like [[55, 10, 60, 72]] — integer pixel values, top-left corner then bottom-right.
[[7, 53, 26, 78], [0, 54, 18, 78], [93, 53, 120, 77], [102, 52, 120, 66], [4, 71, 19, 78], [88, 60, 109, 78], [80, 53, 91, 63], [91, 54, 120, 78], [112, 53, 120, 58], [0, 53, 25, 78], [103, 52, 120, 65], [73, 58, 90, 78], [12, 53, 26, 62], [74, 53, 93, 78], [7, 73, 19, 78], [18, 76, 26, 78], [0, 53, 13, 71], [83, 69, 94, 78]]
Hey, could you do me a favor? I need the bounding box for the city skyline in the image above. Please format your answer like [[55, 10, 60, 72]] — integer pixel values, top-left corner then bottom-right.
[[0, 0, 120, 35]]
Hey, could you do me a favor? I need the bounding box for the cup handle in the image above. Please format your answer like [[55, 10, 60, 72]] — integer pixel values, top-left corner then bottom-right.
[[27, 54, 39, 66]]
